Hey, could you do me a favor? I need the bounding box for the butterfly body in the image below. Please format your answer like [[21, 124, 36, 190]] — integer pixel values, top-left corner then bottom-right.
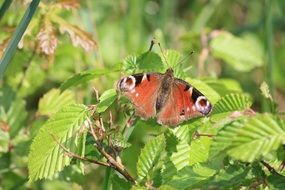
[[117, 68, 212, 126]]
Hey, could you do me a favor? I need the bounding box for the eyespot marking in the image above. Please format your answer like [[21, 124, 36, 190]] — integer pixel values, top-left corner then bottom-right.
[[195, 96, 211, 115]]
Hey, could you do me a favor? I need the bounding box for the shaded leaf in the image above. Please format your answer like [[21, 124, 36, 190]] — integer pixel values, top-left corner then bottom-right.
[[268, 174, 285, 189], [60, 69, 118, 91], [96, 89, 117, 113], [38, 89, 75, 116], [0, 129, 9, 153], [28, 104, 88, 182], [166, 165, 216, 189], [112, 174, 131, 190]]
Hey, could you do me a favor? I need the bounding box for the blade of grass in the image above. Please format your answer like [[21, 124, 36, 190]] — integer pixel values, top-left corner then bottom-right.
[[0, 0, 13, 20], [0, 0, 40, 78]]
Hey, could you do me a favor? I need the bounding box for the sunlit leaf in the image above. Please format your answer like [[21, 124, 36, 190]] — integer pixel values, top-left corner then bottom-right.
[[38, 89, 75, 116], [137, 134, 166, 181], [227, 114, 285, 162], [28, 104, 88, 182], [162, 141, 190, 181], [210, 32, 263, 71], [189, 137, 211, 165], [96, 89, 117, 113], [212, 93, 252, 114]]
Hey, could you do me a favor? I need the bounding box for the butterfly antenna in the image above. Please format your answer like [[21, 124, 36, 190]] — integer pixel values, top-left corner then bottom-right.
[[148, 39, 155, 52], [174, 50, 195, 68]]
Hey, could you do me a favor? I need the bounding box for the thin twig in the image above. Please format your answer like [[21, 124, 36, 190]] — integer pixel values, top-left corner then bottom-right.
[[89, 123, 136, 183], [50, 133, 109, 167], [261, 160, 283, 176]]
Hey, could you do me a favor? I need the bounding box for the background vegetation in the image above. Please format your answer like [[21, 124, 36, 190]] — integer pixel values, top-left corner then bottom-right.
[[1, 0, 285, 189]]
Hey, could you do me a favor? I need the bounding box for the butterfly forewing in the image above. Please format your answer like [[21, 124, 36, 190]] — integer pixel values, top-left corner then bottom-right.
[[118, 73, 163, 119]]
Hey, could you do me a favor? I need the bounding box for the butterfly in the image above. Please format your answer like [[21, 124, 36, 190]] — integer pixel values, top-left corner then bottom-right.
[[117, 68, 212, 126]]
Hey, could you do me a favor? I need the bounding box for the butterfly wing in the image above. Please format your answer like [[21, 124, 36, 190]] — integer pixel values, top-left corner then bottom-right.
[[117, 73, 163, 119], [157, 79, 212, 126]]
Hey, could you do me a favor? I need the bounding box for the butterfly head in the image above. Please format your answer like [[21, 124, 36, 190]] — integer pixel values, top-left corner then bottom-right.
[[195, 96, 212, 116]]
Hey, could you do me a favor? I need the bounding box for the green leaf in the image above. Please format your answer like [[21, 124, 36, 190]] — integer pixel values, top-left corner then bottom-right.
[[211, 114, 285, 162], [210, 32, 263, 72], [268, 174, 285, 189], [96, 89, 117, 113], [162, 141, 191, 181], [160, 50, 183, 77], [137, 134, 166, 181], [0, 129, 9, 153], [186, 78, 221, 104], [0, 0, 40, 77], [167, 165, 216, 189], [205, 79, 243, 97], [202, 164, 256, 189], [137, 51, 164, 72], [38, 89, 75, 116], [28, 104, 89, 182], [189, 137, 211, 165], [212, 93, 252, 114], [60, 69, 118, 91], [227, 114, 285, 162], [0, 85, 27, 138], [209, 120, 243, 159], [112, 174, 131, 190]]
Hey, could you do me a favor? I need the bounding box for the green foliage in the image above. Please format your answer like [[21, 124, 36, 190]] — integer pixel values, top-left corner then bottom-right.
[[60, 69, 118, 91], [1, 1, 285, 189], [210, 32, 263, 72], [211, 114, 285, 162], [212, 93, 252, 114], [28, 104, 88, 182], [38, 89, 75, 116], [137, 134, 166, 181], [96, 89, 117, 113]]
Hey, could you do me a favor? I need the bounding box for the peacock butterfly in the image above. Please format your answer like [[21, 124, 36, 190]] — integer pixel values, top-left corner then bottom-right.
[[117, 68, 212, 126]]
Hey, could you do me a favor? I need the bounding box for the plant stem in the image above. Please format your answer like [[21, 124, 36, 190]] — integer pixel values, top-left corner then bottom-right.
[[262, 0, 275, 112]]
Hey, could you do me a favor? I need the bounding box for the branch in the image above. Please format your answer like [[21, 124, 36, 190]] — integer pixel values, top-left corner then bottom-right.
[[89, 124, 136, 184], [51, 133, 109, 167], [261, 160, 283, 176]]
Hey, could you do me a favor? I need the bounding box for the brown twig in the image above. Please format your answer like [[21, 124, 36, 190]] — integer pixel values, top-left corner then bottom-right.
[[261, 160, 283, 176], [89, 124, 136, 183], [50, 133, 109, 167]]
